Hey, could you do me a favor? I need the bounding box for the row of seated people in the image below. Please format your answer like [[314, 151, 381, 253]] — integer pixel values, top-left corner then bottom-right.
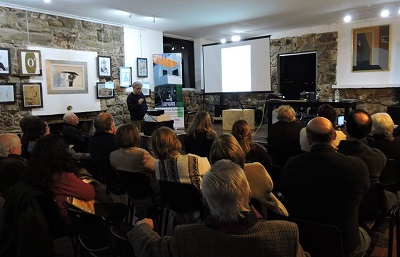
[[1, 105, 398, 256]]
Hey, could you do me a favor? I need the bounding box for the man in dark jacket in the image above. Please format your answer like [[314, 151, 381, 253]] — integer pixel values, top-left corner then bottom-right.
[[338, 109, 399, 247], [282, 117, 371, 257], [61, 112, 86, 153], [127, 81, 148, 132]]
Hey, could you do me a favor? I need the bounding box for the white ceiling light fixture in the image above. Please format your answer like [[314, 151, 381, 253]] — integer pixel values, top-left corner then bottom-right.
[[398, 7, 400, 14], [380, 9, 390, 17], [220, 38, 227, 44], [44, 0, 51, 3], [231, 35, 241, 42], [343, 15, 352, 23]]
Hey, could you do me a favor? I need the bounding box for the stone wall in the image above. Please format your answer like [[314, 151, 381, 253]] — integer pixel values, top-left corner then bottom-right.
[[0, 6, 141, 133]]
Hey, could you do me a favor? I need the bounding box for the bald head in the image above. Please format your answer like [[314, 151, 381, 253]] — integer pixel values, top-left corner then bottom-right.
[[0, 134, 22, 157], [63, 112, 79, 125], [345, 109, 372, 139], [306, 117, 336, 146]]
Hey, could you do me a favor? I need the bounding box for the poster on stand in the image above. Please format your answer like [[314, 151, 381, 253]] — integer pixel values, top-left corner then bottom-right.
[[153, 53, 184, 129]]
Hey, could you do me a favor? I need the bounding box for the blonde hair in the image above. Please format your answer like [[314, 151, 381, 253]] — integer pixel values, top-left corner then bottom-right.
[[209, 134, 245, 168], [186, 111, 216, 139], [151, 127, 182, 160], [116, 123, 140, 148], [277, 105, 296, 122], [371, 112, 395, 140], [202, 159, 250, 222], [231, 120, 252, 154]]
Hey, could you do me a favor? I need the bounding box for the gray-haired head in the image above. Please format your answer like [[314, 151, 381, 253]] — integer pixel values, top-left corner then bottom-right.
[[0, 134, 22, 157], [94, 113, 115, 134], [132, 81, 143, 88], [371, 112, 395, 140], [63, 112, 78, 125], [201, 159, 251, 222]]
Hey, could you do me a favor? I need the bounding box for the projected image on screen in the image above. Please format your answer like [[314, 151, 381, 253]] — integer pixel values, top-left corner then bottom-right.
[[221, 45, 251, 92], [203, 36, 271, 93]]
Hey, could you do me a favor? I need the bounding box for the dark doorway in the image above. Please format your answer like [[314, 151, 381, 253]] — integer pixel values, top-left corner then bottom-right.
[[163, 37, 195, 88], [279, 52, 317, 99]]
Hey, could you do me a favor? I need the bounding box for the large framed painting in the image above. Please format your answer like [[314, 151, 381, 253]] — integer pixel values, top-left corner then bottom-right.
[[352, 24, 390, 72], [18, 49, 42, 76], [0, 48, 11, 76], [21, 83, 43, 108], [0, 83, 16, 103], [46, 60, 88, 94]]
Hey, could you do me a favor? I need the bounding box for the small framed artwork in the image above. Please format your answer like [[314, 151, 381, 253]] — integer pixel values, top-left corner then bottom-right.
[[137, 58, 148, 78], [0, 48, 11, 76], [142, 81, 151, 96], [119, 67, 132, 88], [96, 81, 114, 99], [97, 55, 112, 78], [0, 83, 16, 103], [21, 83, 43, 108], [18, 49, 42, 76], [46, 60, 88, 94]]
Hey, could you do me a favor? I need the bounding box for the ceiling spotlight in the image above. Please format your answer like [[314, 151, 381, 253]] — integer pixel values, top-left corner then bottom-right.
[[231, 35, 241, 42], [129, 13, 132, 19], [381, 9, 390, 17], [220, 38, 227, 44], [44, 0, 51, 3], [343, 15, 352, 23], [398, 7, 400, 14], [172, 47, 175, 51]]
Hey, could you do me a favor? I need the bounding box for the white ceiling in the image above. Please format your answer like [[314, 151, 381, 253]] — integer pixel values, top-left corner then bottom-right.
[[1, 0, 399, 41]]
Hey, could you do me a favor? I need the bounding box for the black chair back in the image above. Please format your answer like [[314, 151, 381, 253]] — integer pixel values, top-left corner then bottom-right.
[[359, 182, 387, 222], [110, 224, 135, 257], [116, 171, 155, 200], [380, 159, 400, 193], [66, 206, 115, 256], [268, 211, 345, 257], [159, 180, 204, 215], [267, 164, 284, 191]]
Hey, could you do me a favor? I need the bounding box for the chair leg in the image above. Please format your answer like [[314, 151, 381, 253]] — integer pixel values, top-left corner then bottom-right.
[[161, 208, 170, 236], [388, 208, 395, 257]]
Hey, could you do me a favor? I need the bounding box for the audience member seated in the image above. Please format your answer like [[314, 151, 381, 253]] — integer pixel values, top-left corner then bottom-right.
[[128, 160, 310, 257], [299, 104, 346, 151], [61, 112, 86, 153], [110, 123, 158, 219], [151, 127, 210, 190], [110, 123, 156, 173], [267, 105, 304, 165], [0, 158, 55, 256], [209, 134, 287, 218], [368, 112, 400, 160], [338, 109, 399, 247], [19, 116, 49, 159], [232, 119, 272, 169], [282, 117, 371, 257], [27, 134, 95, 224], [184, 111, 216, 158], [89, 113, 120, 193], [0, 133, 26, 165]]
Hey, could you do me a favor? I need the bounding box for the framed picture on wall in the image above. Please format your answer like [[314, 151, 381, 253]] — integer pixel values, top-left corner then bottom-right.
[[96, 81, 114, 99], [0, 83, 16, 103], [97, 55, 112, 78], [46, 60, 88, 94], [142, 81, 151, 96], [18, 49, 42, 76], [137, 58, 148, 78], [119, 67, 132, 88], [0, 48, 11, 76], [352, 24, 390, 72], [21, 83, 43, 108]]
